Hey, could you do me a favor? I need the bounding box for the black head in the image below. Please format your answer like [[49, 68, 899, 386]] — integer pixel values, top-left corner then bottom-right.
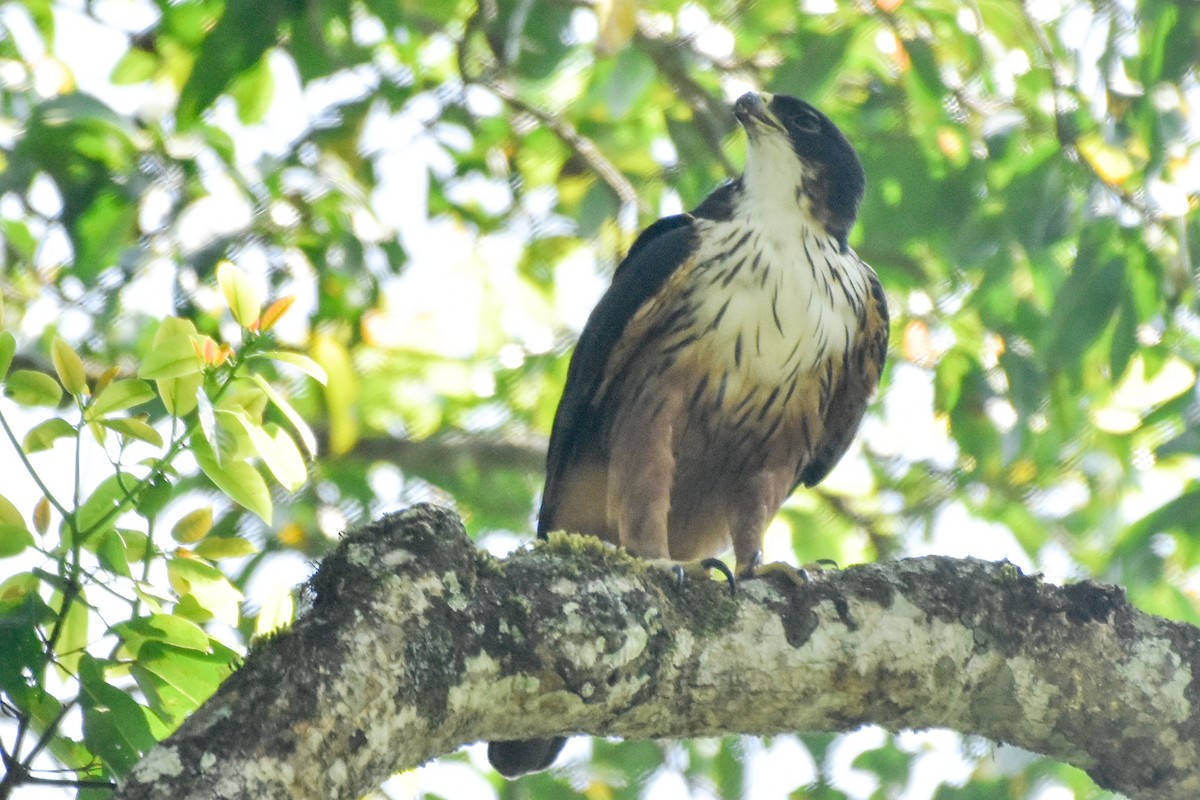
[[733, 92, 865, 249]]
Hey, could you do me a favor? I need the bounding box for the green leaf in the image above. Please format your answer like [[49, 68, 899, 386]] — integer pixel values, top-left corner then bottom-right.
[[1122, 487, 1200, 549], [14, 94, 140, 281], [51, 337, 88, 396], [139, 319, 203, 380], [176, 0, 291, 127], [77, 474, 130, 540], [22, 417, 77, 452], [95, 530, 132, 578], [111, 48, 159, 84], [606, 48, 656, 119], [256, 351, 328, 385], [160, 371, 203, 418], [508, 0, 573, 79], [902, 39, 946, 120], [0, 593, 55, 708], [223, 411, 306, 491], [0, 494, 23, 527], [172, 593, 210, 623], [167, 556, 244, 625], [5, 369, 63, 406], [229, 52, 276, 124], [192, 434, 273, 523], [50, 587, 89, 675], [207, 405, 254, 461], [251, 374, 317, 455], [192, 535, 257, 560], [998, 352, 1047, 419], [852, 739, 911, 787], [0, 524, 35, 558], [216, 261, 263, 328], [130, 640, 237, 726], [217, 377, 269, 418], [769, 30, 854, 100], [138, 474, 174, 518], [72, 189, 139, 281], [0, 331, 14, 377], [113, 614, 210, 658], [934, 349, 976, 413], [1110, 292, 1138, 382], [0, 571, 40, 608], [171, 506, 213, 544], [0, 220, 37, 262], [310, 333, 359, 456], [144, 318, 204, 417], [100, 416, 165, 447], [1046, 226, 1127, 370], [196, 390, 220, 460], [577, 181, 619, 240], [259, 422, 306, 490], [79, 654, 159, 775], [116, 528, 149, 564], [87, 379, 156, 420]]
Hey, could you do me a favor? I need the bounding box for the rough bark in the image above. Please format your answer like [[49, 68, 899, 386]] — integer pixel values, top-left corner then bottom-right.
[[114, 504, 1200, 800]]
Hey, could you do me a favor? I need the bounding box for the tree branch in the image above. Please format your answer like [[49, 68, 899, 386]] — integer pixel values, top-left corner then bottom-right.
[[336, 430, 546, 475], [114, 505, 1200, 800]]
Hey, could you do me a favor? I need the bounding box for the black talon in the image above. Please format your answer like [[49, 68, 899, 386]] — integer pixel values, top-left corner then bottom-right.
[[700, 557, 737, 596], [796, 567, 811, 585], [672, 564, 686, 587]]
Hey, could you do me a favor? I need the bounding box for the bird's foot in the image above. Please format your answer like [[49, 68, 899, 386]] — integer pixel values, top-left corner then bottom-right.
[[741, 551, 838, 589], [654, 557, 737, 596]]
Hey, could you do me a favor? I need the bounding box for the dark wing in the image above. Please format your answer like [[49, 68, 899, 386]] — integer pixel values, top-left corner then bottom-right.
[[796, 270, 889, 488], [611, 214, 693, 280], [538, 216, 699, 537]]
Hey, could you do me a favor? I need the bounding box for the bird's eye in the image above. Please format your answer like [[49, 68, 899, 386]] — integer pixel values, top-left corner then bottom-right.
[[790, 110, 821, 134]]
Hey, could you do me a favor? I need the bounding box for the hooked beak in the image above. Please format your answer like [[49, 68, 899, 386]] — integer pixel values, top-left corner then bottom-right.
[[734, 92, 784, 134]]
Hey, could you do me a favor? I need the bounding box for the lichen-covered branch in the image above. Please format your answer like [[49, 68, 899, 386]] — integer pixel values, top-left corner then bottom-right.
[[115, 505, 1200, 800]]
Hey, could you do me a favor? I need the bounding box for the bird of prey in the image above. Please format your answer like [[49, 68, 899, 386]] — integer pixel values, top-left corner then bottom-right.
[[488, 91, 889, 777]]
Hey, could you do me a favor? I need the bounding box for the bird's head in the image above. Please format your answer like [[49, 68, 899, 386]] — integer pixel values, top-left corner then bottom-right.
[[733, 92, 865, 251]]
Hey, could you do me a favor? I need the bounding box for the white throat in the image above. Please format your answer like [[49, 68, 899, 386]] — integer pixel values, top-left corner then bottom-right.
[[689, 143, 869, 388], [738, 133, 823, 241]]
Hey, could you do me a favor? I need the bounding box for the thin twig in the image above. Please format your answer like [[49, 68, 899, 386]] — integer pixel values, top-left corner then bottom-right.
[[1015, 0, 1157, 221], [334, 431, 546, 476], [483, 78, 643, 217], [454, 2, 641, 221], [634, 26, 739, 177]]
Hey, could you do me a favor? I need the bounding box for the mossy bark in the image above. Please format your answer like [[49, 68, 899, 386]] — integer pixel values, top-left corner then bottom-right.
[[115, 504, 1200, 800]]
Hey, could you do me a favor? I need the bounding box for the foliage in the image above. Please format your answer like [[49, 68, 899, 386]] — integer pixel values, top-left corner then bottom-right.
[[0, 0, 1196, 797], [0, 263, 319, 796]]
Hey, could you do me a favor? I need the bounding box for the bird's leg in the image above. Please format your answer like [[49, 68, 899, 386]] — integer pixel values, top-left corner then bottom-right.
[[731, 467, 796, 580], [606, 397, 678, 562], [607, 393, 737, 593]]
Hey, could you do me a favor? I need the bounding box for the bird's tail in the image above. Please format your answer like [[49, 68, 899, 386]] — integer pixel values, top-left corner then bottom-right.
[[487, 736, 567, 778]]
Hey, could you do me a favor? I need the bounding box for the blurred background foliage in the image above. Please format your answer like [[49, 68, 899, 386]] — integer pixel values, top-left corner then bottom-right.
[[0, 0, 1197, 797]]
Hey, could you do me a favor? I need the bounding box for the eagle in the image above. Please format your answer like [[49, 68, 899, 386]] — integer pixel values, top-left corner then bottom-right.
[[489, 91, 889, 777]]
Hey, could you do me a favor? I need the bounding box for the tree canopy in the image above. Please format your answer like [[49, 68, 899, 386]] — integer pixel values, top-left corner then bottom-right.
[[0, 0, 1197, 797]]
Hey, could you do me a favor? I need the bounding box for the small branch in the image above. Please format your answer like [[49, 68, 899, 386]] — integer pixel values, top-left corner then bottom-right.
[[115, 505, 1200, 800], [483, 78, 643, 217], [634, 26, 739, 177], [332, 430, 546, 476], [453, 5, 640, 221], [9, 775, 113, 790], [1014, 2, 1156, 221], [19, 698, 76, 769]]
